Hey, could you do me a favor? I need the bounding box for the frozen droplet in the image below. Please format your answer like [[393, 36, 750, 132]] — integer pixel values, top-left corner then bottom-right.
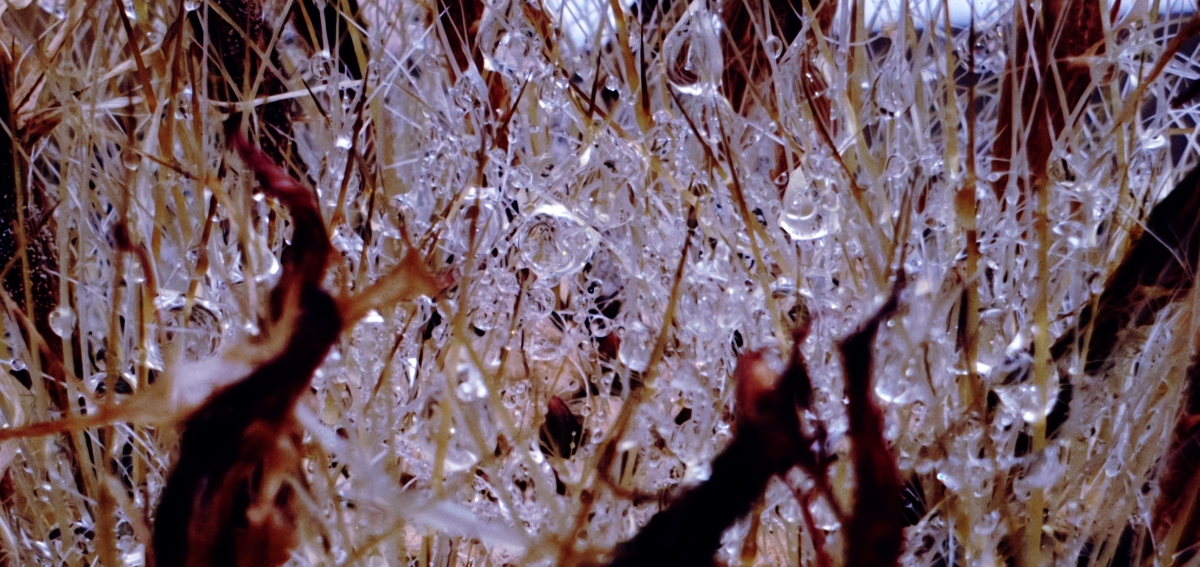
[[587, 314, 612, 337], [48, 305, 76, 338], [763, 35, 783, 60], [183, 0, 200, 10], [509, 166, 533, 189], [884, 155, 908, 179], [1142, 133, 1167, 150], [456, 355, 489, 402], [994, 382, 1057, 424], [524, 286, 556, 319], [937, 470, 962, 492], [974, 511, 1001, 536], [1103, 440, 1125, 477], [715, 287, 743, 329], [875, 375, 909, 403], [619, 324, 652, 372], [662, 5, 724, 96], [472, 299, 501, 331], [779, 170, 839, 240], [444, 447, 480, 473], [526, 327, 563, 361], [808, 497, 841, 531], [335, 136, 353, 150], [1090, 58, 1115, 85], [875, 56, 914, 114], [121, 148, 140, 171], [362, 310, 385, 324], [1047, 158, 1070, 182], [490, 31, 543, 77], [447, 186, 506, 254], [1025, 446, 1065, 489], [516, 204, 598, 282]]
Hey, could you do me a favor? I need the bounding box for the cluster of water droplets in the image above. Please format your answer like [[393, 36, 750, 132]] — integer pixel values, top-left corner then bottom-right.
[[4, 0, 1200, 565]]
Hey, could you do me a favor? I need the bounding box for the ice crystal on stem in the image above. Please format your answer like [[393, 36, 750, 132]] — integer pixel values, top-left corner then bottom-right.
[[1, 0, 1200, 566]]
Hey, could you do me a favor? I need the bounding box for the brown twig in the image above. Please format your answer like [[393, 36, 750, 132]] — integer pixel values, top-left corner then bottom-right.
[[151, 134, 341, 567], [839, 278, 906, 567]]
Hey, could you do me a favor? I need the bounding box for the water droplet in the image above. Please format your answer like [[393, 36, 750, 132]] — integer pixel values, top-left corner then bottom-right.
[[764, 35, 783, 60], [456, 349, 489, 401], [362, 310, 385, 324], [524, 287, 556, 319], [875, 53, 914, 114], [619, 323, 652, 372], [1142, 132, 1167, 150], [48, 305, 76, 338], [937, 469, 962, 492], [121, 148, 140, 171], [183, 0, 200, 11], [335, 136, 353, 150], [516, 204, 598, 282], [779, 170, 840, 240]]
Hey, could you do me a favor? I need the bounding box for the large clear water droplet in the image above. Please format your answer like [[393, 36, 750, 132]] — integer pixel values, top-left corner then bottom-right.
[[48, 305, 76, 338], [662, 4, 724, 96], [516, 203, 598, 282], [779, 170, 840, 240]]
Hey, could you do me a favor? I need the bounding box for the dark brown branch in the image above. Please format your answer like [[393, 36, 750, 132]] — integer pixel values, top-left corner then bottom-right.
[[1006, 164, 1200, 442], [1058, 164, 1200, 374], [151, 136, 340, 567], [604, 322, 819, 566], [991, 0, 1107, 204], [839, 281, 906, 567]]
